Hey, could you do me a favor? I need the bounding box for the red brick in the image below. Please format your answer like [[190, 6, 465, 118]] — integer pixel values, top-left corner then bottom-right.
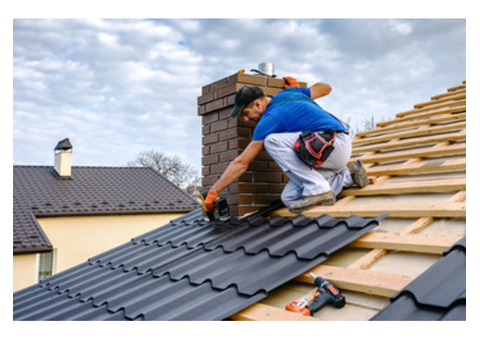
[[202, 112, 219, 125], [215, 82, 237, 99], [238, 194, 253, 205], [219, 129, 238, 142], [202, 133, 219, 146], [202, 166, 210, 176], [197, 105, 206, 115], [248, 161, 270, 172], [210, 120, 228, 133], [223, 94, 236, 108], [268, 161, 282, 172], [253, 194, 280, 205], [205, 98, 226, 114], [257, 150, 274, 161], [209, 142, 228, 154], [237, 73, 268, 86], [202, 175, 220, 186], [238, 172, 252, 182], [239, 183, 269, 193], [229, 138, 250, 150], [202, 145, 210, 156], [254, 172, 283, 183], [201, 84, 211, 96], [210, 163, 229, 174], [202, 154, 219, 166], [268, 183, 286, 193], [197, 91, 215, 105], [219, 150, 239, 162], [227, 182, 239, 194], [237, 127, 252, 139]]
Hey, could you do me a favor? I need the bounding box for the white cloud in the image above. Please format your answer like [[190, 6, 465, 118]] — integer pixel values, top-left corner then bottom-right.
[[12, 18, 466, 171]]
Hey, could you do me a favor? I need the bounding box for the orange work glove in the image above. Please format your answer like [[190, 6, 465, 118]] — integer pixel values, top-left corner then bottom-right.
[[283, 76, 300, 88], [204, 190, 219, 213]]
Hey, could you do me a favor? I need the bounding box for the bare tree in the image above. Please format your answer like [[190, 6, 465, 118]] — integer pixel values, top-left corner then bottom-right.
[[127, 150, 201, 194]]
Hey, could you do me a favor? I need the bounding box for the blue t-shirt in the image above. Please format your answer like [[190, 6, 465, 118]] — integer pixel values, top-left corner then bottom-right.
[[252, 87, 345, 141]]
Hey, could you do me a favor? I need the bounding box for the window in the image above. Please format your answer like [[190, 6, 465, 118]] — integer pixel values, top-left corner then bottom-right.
[[38, 251, 54, 281]]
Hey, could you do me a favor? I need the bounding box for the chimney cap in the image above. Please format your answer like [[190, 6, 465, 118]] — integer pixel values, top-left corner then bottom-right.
[[54, 138, 73, 151]]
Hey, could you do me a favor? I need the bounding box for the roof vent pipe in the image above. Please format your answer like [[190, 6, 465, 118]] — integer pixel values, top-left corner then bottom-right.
[[54, 138, 73, 179], [251, 62, 276, 77]]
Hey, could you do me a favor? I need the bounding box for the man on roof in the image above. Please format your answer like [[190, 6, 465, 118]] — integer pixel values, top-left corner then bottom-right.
[[204, 76, 368, 214]]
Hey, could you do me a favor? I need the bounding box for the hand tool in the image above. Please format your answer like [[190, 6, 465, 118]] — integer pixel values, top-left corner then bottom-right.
[[285, 273, 345, 316], [200, 192, 230, 222]]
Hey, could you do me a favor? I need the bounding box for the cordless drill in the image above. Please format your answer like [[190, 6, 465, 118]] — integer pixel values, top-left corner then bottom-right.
[[285, 273, 345, 316], [200, 192, 229, 222]]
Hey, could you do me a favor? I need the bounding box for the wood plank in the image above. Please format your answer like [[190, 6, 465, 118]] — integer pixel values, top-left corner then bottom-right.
[[377, 105, 465, 127], [349, 232, 463, 254], [414, 91, 466, 109], [348, 249, 389, 270], [295, 265, 413, 297], [353, 121, 465, 146], [366, 158, 466, 176], [274, 201, 466, 218], [352, 129, 466, 154], [230, 303, 316, 321], [340, 178, 466, 197], [396, 98, 466, 118], [431, 88, 466, 100], [355, 113, 466, 139], [359, 143, 465, 164]]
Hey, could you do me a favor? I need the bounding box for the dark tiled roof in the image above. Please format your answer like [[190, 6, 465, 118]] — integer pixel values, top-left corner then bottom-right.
[[13, 209, 386, 320], [13, 166, 200, 254], [371, 236, 466, 321]]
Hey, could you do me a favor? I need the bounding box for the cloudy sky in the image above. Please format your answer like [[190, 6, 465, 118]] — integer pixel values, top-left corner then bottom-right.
[[12, 17, 466, 174]]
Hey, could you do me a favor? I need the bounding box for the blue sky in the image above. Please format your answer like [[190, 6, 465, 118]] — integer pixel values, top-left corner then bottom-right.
[[11, 7, 468, 176]]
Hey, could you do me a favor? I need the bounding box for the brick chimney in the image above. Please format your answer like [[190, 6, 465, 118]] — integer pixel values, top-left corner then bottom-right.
[[54, 138, 73, 179], [198, 71, 307, 216]]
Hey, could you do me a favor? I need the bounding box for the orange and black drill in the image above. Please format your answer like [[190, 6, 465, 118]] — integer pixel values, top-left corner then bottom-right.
[[285, 273, 345, 316]]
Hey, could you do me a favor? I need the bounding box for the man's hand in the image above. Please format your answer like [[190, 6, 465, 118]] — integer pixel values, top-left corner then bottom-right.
[[283, 76, 300, 88], [204, 190, 219, 213]]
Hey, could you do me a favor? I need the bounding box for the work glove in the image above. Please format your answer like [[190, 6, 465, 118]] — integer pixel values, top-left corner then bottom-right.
[[204, 189, 219, 213], [283, 76, 300, 88]]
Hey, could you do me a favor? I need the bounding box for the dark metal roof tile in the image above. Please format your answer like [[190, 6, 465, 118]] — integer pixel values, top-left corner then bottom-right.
[[371, 236, 466, 321], [13, 166, 200, 253], [14, 209, 384, 320]]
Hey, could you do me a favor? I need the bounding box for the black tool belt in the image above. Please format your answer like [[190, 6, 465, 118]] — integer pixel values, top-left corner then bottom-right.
[[293, 131, 337, 168]]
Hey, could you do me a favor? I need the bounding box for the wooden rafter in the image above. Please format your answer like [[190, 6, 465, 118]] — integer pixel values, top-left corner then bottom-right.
[[349, 232, 463, 254], [275, 201, 465, 218]]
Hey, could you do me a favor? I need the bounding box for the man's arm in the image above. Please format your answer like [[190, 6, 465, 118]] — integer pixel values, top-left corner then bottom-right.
[[309, 82, 332, 99], [211, 140, 264, 194]]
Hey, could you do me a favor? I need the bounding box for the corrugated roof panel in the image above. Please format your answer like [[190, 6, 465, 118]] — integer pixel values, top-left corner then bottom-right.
[[14, 208, 385, 320], [371, 236, 466, 321]]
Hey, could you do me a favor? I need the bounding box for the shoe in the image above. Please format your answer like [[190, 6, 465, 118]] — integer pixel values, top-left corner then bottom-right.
[[348, 159, 369, 188], [288, 190, 335, 213]]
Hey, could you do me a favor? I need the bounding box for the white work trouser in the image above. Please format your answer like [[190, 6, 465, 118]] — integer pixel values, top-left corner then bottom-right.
[[264, 132, 353, 207]]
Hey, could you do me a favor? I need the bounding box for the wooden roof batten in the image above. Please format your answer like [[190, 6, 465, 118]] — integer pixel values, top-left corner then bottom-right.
[[231, 81, 466, 321]]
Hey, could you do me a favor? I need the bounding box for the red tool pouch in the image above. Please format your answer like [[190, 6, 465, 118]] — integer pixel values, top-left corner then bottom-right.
[[293, 131, 337, 168]]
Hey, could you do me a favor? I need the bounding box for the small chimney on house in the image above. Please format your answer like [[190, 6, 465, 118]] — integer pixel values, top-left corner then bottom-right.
[[197, 68, 307, 216], [54, 138, 73, 179]]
